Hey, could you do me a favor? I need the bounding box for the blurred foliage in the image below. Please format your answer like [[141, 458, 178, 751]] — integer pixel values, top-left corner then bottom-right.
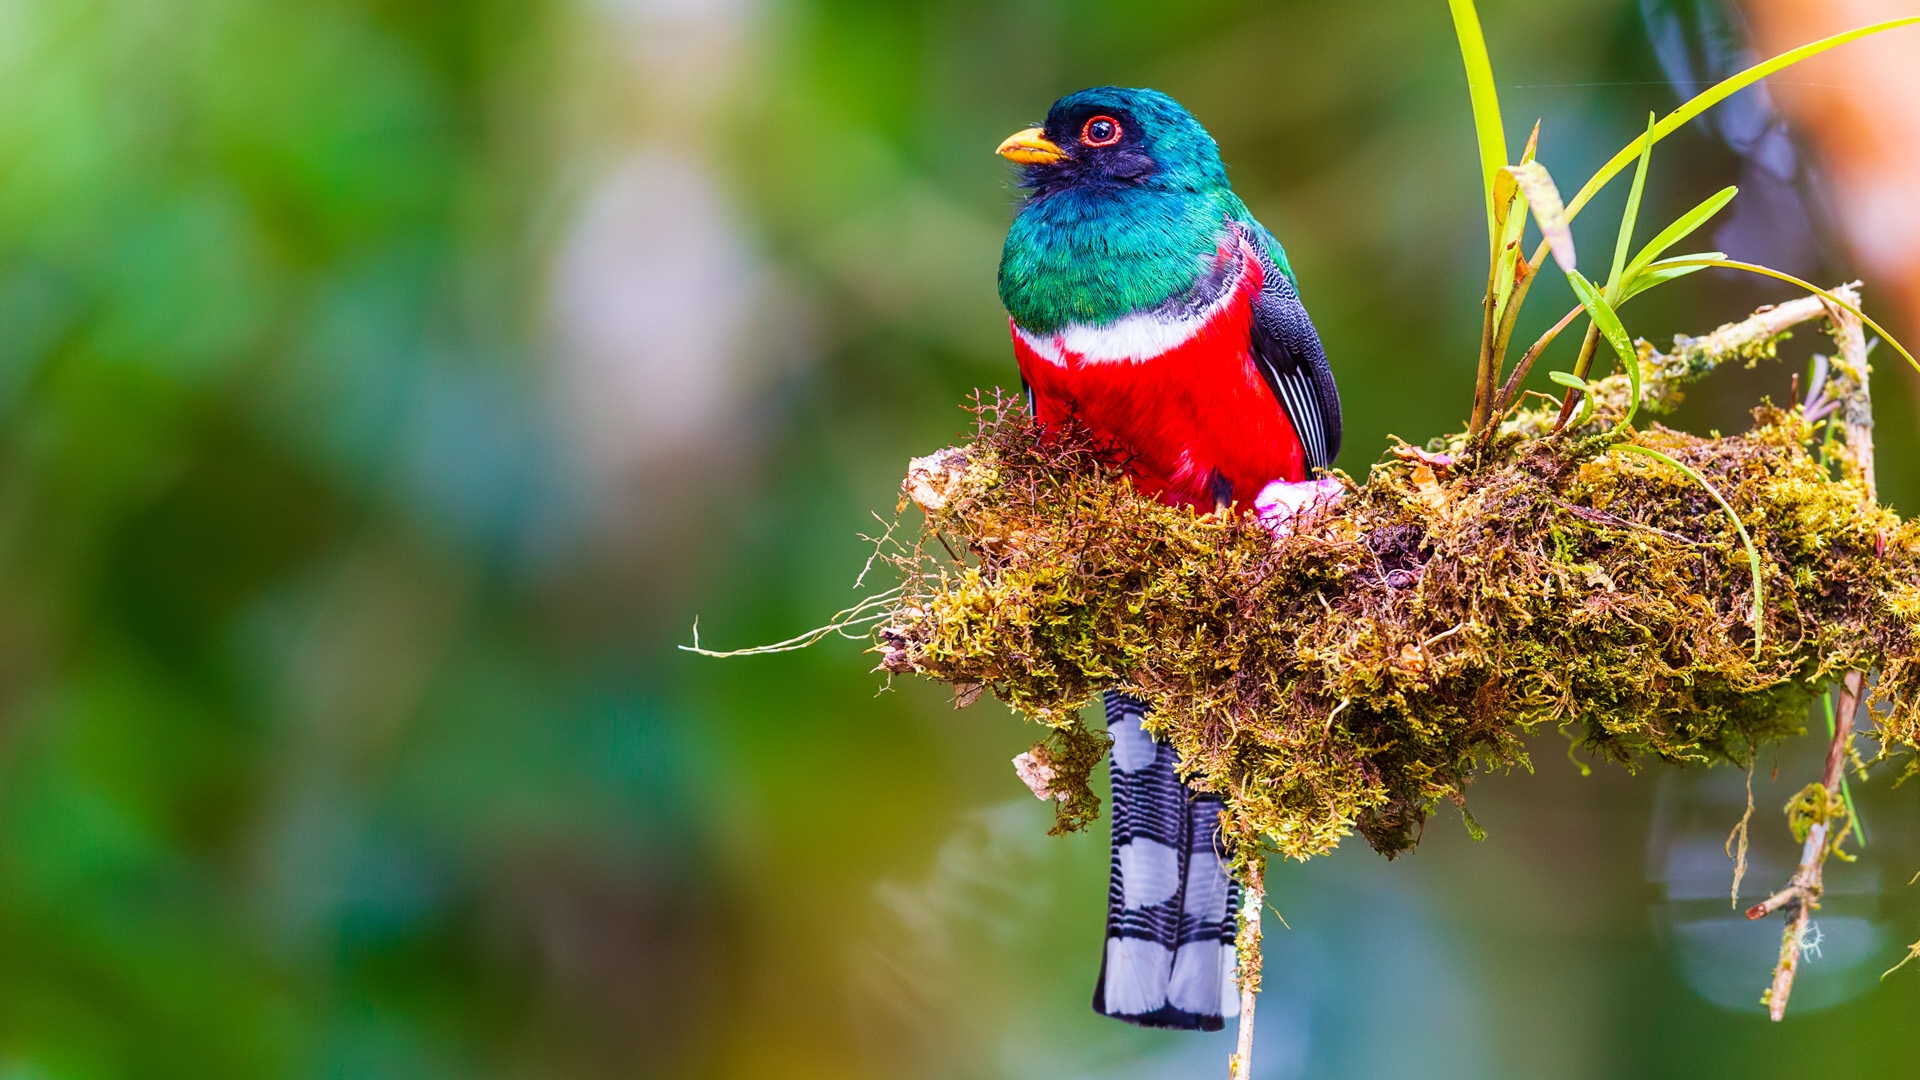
[[0, 0, 1915, 1078]]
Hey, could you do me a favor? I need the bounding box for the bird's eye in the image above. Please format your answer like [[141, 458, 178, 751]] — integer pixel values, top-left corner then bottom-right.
[[1081, 116, 1122, 147]]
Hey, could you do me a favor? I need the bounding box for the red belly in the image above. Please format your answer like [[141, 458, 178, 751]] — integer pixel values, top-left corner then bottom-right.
[[1010, 260, 1305, 510]]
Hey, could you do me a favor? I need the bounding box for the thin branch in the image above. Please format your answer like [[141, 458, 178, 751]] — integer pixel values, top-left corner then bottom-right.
[[1748, 671, 1862, 1018], [1229, 873, 1265, 1080], [1817, 286, 1874, 494], [1744, 288, 1873, 1021]]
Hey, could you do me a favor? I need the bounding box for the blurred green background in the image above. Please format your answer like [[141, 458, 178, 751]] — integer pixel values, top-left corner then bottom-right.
[[0, 0, 1917, 1077]]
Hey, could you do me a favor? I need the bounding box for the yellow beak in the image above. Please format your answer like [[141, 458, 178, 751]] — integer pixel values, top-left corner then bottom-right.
[[996, 126, 1067, 165]]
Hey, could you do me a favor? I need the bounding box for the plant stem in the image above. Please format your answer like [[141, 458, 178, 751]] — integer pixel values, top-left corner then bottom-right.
[[1469, 262, 1502, 439], [1494, 302, 1583, 418], [1551, 323, 1601, 430], [1483, 258, 1536, 415], [1473, 246, 1538, 444]]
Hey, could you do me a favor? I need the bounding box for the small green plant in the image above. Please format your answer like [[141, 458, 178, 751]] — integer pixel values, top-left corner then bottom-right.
[[1450, 0, 1920, 445], [1435, 4, 1920, 1017]]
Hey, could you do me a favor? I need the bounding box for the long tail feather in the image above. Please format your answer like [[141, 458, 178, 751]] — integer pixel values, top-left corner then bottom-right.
[[1093, 692, 1241, 1031]]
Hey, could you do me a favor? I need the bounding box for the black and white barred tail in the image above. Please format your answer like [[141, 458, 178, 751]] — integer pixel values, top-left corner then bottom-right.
[[1093, 692, 1242, 1031]]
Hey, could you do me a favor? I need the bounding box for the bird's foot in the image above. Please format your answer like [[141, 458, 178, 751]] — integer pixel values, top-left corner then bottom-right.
[[1254, 478, 1344, 537]]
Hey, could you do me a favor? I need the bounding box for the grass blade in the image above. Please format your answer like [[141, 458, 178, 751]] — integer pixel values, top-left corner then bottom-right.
[[1607, 114, 1657, 296], [1614, 443, 1765, 658], [1566, 269, 1642, 429], [1557, 18, 1920, 227], [1653, 257, 1920, 375], [1503, 161, 1575, 272], [1449, 0, 1507, 250], [1625, 187, 1738, 281]]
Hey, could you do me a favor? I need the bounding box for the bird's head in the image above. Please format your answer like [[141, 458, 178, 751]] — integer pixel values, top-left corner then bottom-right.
[[996, 87, 1226, 197]]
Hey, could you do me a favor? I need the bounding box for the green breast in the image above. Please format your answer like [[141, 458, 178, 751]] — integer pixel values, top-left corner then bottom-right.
[[998, 187, 1244, 334]]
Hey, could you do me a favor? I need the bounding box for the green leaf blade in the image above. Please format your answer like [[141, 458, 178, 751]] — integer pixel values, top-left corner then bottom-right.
[[1654, 257, 1920, 376], [1449, 0, 1508, 250], [1607, 114, 1657, 296], [1626, 187, 1738, 281], [1565, 272, 1636, 369], [1566, 269, 1642, 428], [1618, 253, 1723, 304], [1561, 18, 1920, 225]]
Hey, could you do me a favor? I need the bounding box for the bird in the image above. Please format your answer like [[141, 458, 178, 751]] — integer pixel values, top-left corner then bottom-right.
[[994, 87, 1342, 1032]]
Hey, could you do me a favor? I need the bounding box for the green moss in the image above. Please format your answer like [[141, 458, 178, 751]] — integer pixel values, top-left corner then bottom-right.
[[876, 395, 1920, 866], [1023, 720, 1112, 835], [1784, 780, 1855, 861]]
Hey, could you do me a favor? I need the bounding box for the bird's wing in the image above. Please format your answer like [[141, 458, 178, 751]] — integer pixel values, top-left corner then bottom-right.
[[1240, 222, 1342, 474]]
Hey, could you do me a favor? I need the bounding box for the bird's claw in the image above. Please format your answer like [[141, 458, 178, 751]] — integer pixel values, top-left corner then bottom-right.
[[1254, 478, 1344, 537]]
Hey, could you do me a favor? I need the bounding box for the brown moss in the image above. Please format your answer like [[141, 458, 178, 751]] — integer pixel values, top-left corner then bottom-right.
[[874, 393, 1920, 869]]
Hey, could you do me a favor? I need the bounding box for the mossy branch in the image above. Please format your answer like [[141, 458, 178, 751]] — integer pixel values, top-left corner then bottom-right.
[[873, 292, 1920, 1026], [881, 327, 1914, 860]]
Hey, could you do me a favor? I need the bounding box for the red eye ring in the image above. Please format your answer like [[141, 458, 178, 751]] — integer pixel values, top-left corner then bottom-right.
[[1080, 115, 1122, 147]]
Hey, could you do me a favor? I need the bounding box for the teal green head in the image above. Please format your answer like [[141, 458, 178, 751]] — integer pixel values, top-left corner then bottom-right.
[[995, 87, 1228, 195], [996, 87, 1267, 333]]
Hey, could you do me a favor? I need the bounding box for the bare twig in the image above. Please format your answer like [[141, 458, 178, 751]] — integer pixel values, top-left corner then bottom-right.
[[1817, 284, 1874, 495], [1748, 670, 1862, 1017], [1744, 287, 1872, 1021], [1229, 872, 1264, 1080]]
